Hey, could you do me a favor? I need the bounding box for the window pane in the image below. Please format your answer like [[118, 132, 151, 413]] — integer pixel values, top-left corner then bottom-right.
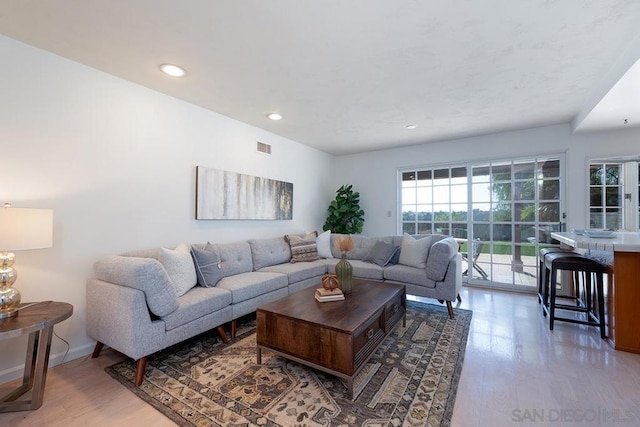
[[492, 164, 512, 181], [403, 223, 416, 234], [417, 170, 432, 182], [590, 165, 602, 185], [493, 203, 512, 222], [492, 182, 511, 202], [451, 184, 467, 203], [433, 186, 450, 203], [605, 208, 621, 229], [514, 181, 535, 201], [473, 224, 490, 240], [451, 223, 467, 238], [539, 160, 560, 178], [416, 187, 432, 204], [434, 223, 449, 234], [514, 224, 536, 243], [451, 167, 467, 185], [416, 208, 432, 221], [402, 171, 416, 182], [402, 209, 416, 221], [605, 187, 621, 207], [433, 207, 450, 221], [590, 187, 602, 206], [514, 203, 535, 221], [605, 165, 620, 185], [493, 224, 512, 242], [451, 204, 468, 221], [402, 188, 416, 204], [590, 208, 603, 228], [473, 183, 491, 202], [514, 161, 534, 179], [539, 202, 560, 222], [472, 166, 490, 182], [540, 179, 560, 200], [473, 204, 490, 221], [417, 223, 432, 234], [434, 168, 449, 181]]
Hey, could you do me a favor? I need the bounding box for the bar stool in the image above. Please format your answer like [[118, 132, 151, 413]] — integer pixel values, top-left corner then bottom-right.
[[537, 247, 576, 305], [541, 252, 607, 339]]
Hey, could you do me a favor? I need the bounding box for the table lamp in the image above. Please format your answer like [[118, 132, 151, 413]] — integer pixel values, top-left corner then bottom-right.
[[0, 203, 53, 319]]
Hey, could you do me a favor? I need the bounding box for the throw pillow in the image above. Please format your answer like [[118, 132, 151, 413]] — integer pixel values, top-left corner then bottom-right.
[[388, 246, 401, 264], [363, 240, 399, 267], [316, 230, 333, 258], [398, 233, 433, 269], [425, 237, 458, 281], [285, 231, 320, 263], [191, 243, 223, 287], [159, 243, 197, 297]]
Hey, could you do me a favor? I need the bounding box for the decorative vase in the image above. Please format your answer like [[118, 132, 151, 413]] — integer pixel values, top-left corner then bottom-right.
[[335, 253, 353, 294]]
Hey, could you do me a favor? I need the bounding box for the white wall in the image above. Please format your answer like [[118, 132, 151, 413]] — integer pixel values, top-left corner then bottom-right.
[[0, 36, 334, 382], [334, 124, 640, 236]]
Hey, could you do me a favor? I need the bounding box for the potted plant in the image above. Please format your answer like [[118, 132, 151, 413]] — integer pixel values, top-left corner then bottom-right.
[[323, 185, 365, 234]]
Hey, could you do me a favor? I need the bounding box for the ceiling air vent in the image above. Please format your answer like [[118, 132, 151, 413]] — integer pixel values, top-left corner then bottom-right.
[[257, 141, 272, 154]]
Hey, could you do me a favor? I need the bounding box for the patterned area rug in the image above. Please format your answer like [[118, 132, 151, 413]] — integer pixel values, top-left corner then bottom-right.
[[106, 300, 472, 427]]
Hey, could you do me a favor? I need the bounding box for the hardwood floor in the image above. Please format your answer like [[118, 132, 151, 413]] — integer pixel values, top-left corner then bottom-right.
[[1, 286, 639, 426]]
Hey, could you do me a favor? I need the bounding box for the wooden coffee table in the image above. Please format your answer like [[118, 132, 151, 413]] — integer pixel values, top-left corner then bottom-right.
[[256, 279, 405, 400]]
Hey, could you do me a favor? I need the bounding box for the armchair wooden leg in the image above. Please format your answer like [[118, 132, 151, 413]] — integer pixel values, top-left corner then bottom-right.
[[91, 342, 104, 359], [134, 357, 147, 387], [446, 301, 455, 319], [216, 326, 228, 343], [231, 320, 237, 338], [457, 294, 462, 303]]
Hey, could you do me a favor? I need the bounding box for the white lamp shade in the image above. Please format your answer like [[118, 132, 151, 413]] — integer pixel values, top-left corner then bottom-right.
[[0, 207, 53, 251]]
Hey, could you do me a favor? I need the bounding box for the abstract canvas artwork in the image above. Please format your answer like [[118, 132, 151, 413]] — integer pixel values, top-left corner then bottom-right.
[[196, 166, 293, 220]]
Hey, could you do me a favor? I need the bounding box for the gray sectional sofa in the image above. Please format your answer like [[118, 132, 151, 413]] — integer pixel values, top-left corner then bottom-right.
[[86, 232, 462, 386]]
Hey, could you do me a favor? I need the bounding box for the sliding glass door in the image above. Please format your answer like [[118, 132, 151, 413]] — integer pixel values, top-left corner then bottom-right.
[[400, 155, 564, 291]]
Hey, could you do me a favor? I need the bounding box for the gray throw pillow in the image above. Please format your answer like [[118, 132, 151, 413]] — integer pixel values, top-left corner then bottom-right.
[[425, 237, 458, 281], [363, 241, 399, 267], [159, 243, 197, 297], [398, 233, 433, 269], [191, 243, 223, 287]]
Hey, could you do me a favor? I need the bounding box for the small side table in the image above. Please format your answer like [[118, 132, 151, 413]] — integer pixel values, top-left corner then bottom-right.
[[0, 301, 73, 412]]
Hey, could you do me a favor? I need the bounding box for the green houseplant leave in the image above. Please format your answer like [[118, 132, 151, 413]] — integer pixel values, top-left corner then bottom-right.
[[323, 184, 365, 234]]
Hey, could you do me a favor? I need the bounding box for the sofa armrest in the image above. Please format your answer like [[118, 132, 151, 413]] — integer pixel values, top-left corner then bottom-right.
[[437, 252, 463, 301], [86, 279, 166, 360]]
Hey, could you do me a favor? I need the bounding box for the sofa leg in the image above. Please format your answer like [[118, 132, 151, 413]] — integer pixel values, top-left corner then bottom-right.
[[231, 320, 237, 339], [457, 294, 462, 303], [216, 326, 228, 343], [446, 301, 455, 319], [134, 357, 147, 387], [91, 341, 104, 359]]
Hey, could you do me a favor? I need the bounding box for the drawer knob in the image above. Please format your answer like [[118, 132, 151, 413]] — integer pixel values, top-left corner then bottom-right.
[[366, 329, 374, 340]]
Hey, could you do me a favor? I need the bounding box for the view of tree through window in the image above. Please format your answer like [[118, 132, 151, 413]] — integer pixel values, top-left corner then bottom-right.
[[589, 163, 622, 229]]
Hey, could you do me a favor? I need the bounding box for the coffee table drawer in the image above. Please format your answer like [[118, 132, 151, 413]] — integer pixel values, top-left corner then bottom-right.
[[353, 310, 385, 369], [384, 293, 405, 332]]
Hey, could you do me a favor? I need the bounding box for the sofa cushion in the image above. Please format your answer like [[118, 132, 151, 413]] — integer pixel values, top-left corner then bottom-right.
[[191, 243, 223, 287], [316, 230, 333, 258], [398, 233, 433, 269], [426, 237, 458, 281], [159, 243, 197, 297], [363, 241, 399, 267], [259, 260, 327, 283], [285, 231, 320, 263], [247, 237, 291, 270], [211, 242, 254, 277], [161, 286, 232, 331], [327, 259, 384, 280], [384, 264, 436, 288], [93, 256, 179, 317], [217, 272, 288, 304]]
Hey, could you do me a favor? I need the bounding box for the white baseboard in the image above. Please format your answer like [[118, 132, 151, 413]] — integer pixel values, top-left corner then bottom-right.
[[0, 342, 95, 384]]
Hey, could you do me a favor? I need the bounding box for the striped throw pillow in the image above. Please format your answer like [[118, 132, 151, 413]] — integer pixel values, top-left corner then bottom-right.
[[285, 231, 320, 263]]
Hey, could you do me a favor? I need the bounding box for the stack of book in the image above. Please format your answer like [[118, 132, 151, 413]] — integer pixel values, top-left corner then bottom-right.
[[315, 287, 345, 302]]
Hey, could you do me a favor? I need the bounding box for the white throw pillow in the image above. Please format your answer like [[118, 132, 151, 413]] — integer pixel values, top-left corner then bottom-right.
[[398, 233, 433, 269], [316, 230, 333, 258], [159, 243, 197, 297]]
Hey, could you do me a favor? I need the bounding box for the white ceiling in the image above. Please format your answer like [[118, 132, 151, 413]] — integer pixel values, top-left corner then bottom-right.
[[1, 0, 640, 155]]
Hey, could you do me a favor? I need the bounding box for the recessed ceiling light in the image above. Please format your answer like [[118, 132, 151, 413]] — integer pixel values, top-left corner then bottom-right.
[[159, 64, 187, 77], [406, 124, 417, 130], [267, 113, 283, 121]]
